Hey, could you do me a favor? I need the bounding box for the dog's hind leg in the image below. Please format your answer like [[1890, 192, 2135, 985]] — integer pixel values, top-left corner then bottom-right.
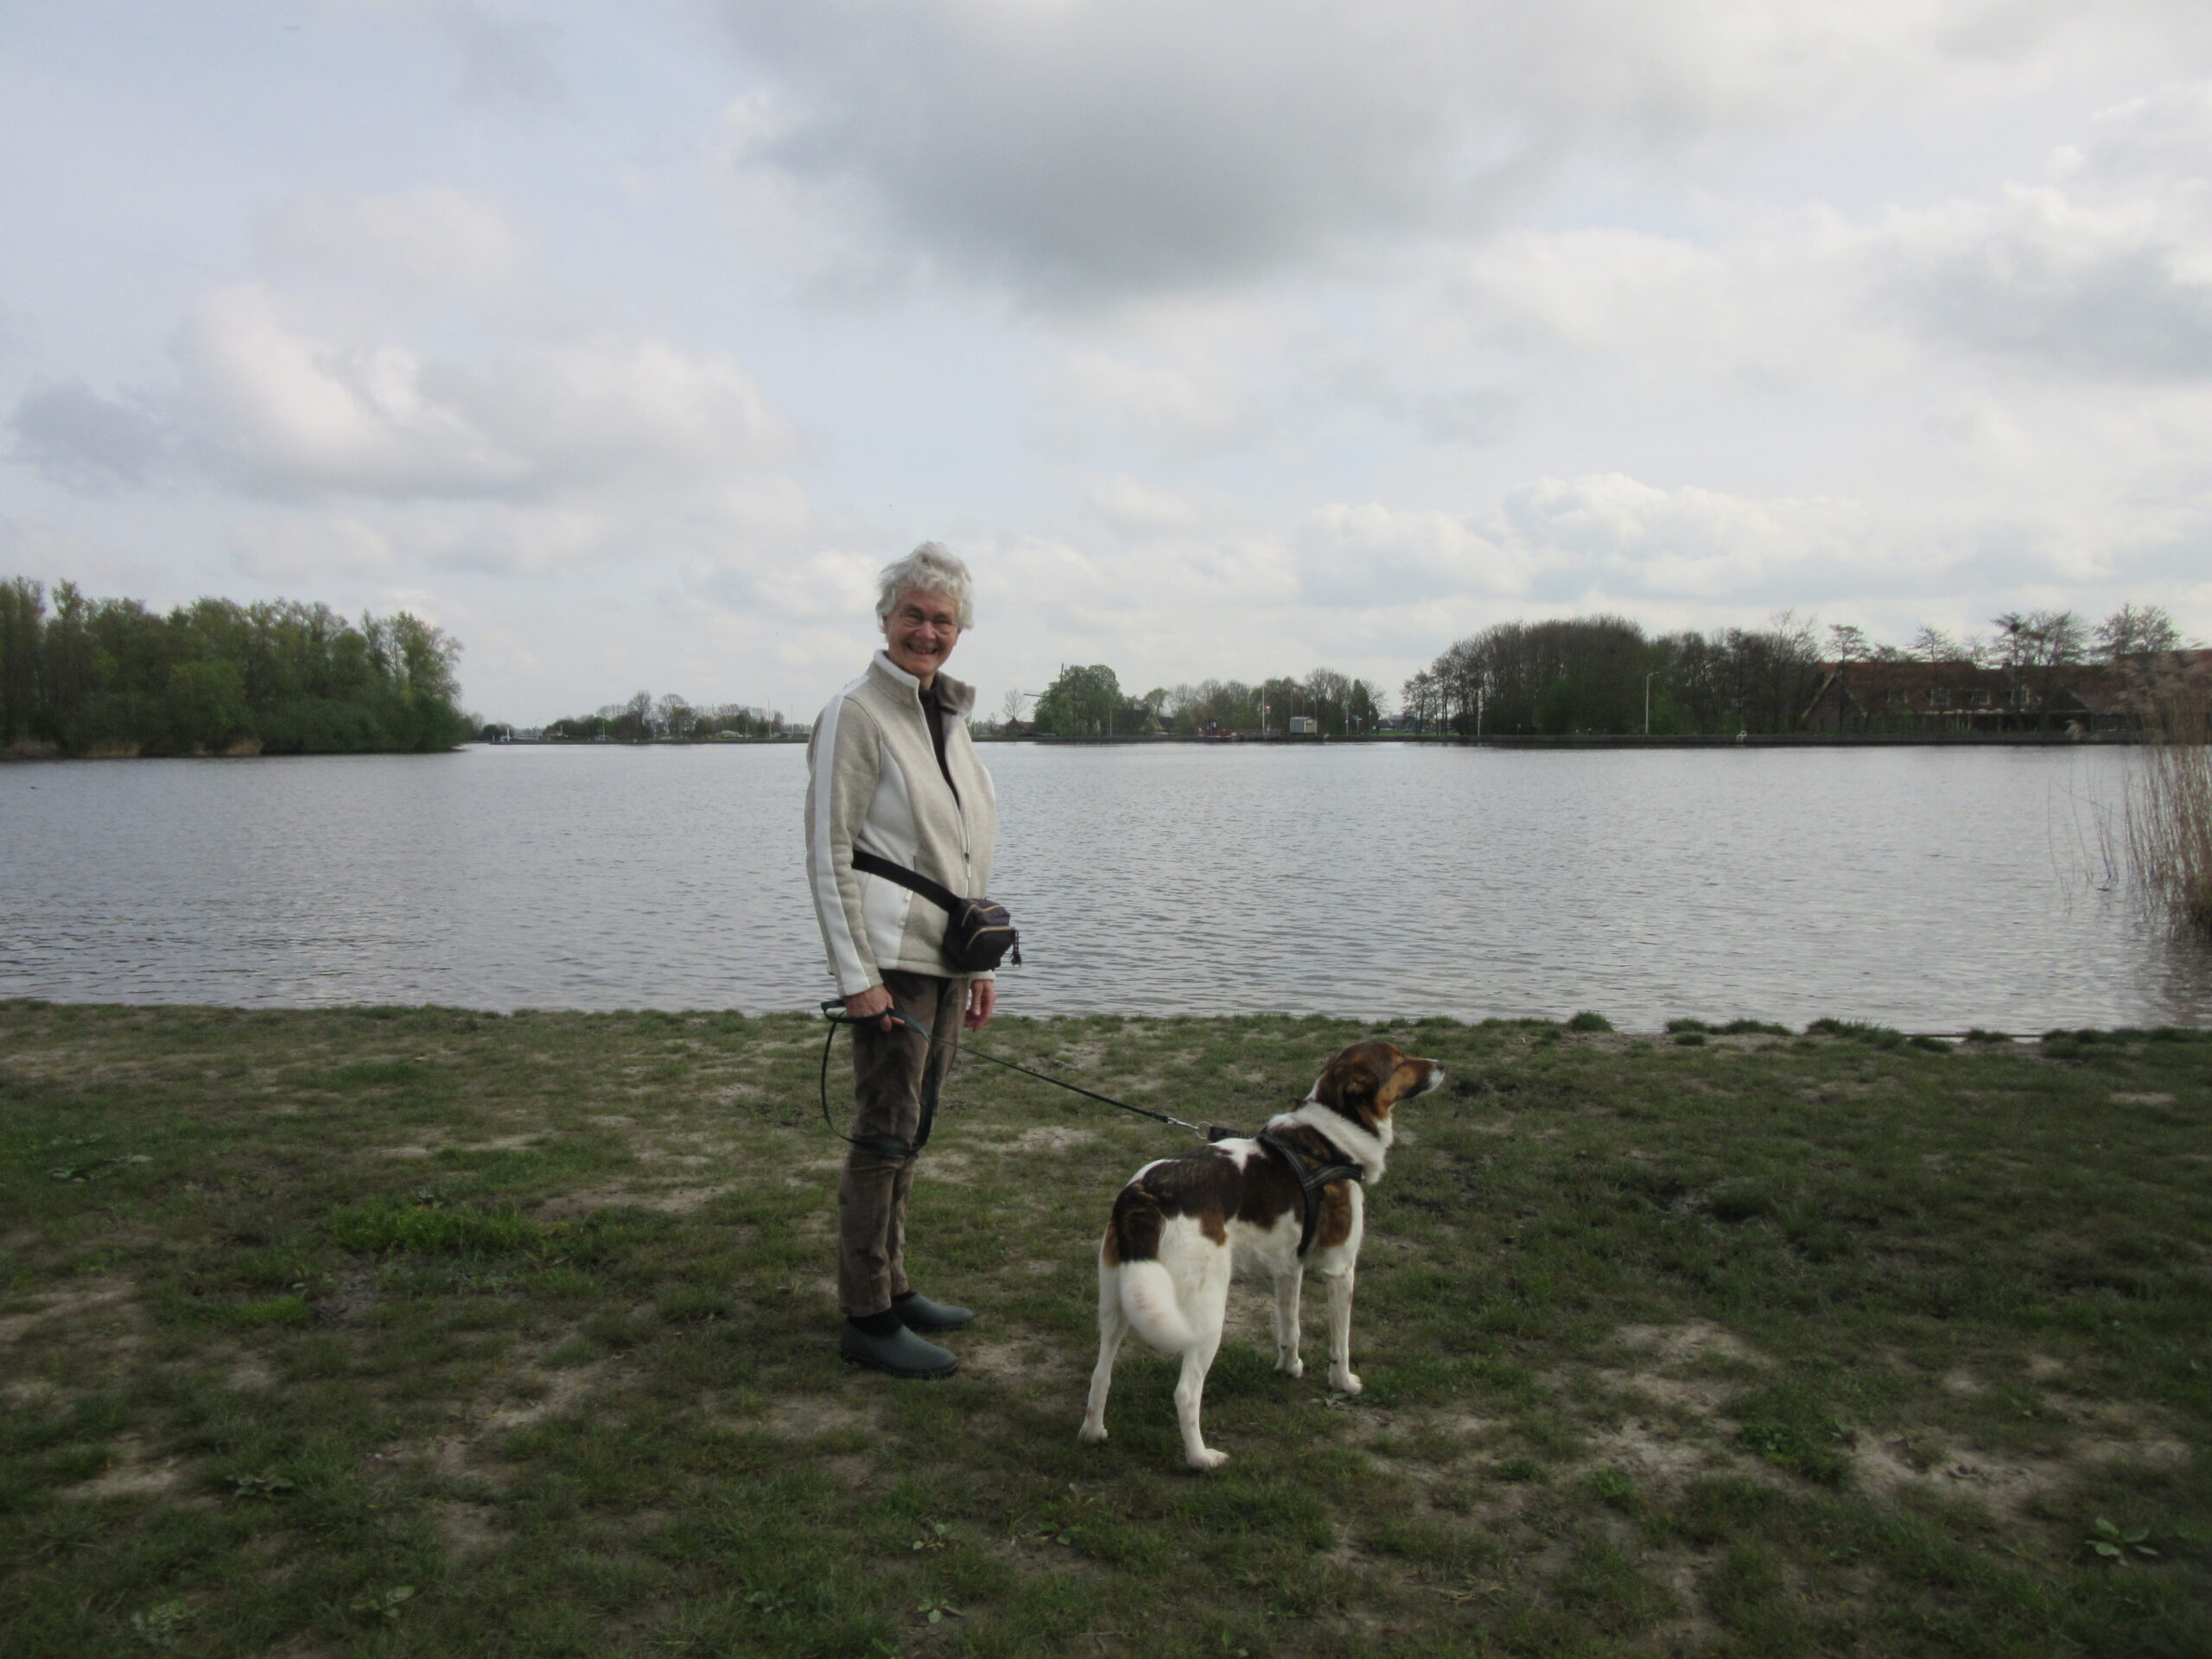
[[1270, 1262, 1305, 1378], [1078, 1264, 1125, 1445], [1174, 1331, 1227, 1471], [1175, 1252, 1231, 1471], [1320, 1264, 1360, 1395]]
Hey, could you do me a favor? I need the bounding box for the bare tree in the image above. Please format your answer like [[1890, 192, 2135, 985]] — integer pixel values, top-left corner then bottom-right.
[[2095, 603, 2184, 661], [1909, 625, 1965, 662]]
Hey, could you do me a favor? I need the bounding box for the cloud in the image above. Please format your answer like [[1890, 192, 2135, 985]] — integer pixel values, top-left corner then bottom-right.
[[0, 517, 156, 593], [1061, 349, 1255, 447], [707, 0, 2173, 304], [444, 3, 569, 111], [7, 380, 169, 490], [1294, 476, 1948, 620], [1500, 474, 1851, 601], [173, 284, 793, 502], [230, 513, 400, 582], [1886, 85, 2212, 380], [257, 187, 527, 302], [1385, 79, 2212, 410], [1085, 475, 1210, 535], [333, 1, 570, 111], [1300, 503, 1528, 605]]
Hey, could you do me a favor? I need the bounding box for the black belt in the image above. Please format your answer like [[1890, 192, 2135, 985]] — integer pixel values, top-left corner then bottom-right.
[[1255, 1130, 1364, 1256]]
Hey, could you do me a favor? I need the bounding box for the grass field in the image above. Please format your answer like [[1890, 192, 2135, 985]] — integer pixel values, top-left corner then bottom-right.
[[2, 1001, 2208, 1657]]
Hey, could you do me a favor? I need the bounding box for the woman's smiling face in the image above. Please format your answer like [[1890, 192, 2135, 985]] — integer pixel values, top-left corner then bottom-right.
[[882, 588, 963, 684]]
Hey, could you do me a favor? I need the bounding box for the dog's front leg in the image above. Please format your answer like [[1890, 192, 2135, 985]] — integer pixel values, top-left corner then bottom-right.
[[1320, 1264, 1360, 1395], [1271, 1262, 1304, 1378]]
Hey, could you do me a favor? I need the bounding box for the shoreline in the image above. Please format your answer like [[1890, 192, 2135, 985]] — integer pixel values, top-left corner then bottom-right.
[[1005, 730, 2151, 747], [6, 731, 2153, 760], [2, 995, 2200, 1045]]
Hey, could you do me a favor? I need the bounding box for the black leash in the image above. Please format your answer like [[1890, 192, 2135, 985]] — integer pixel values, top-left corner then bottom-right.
[[817, 999, 1221, 1153], [815, 1003, 1362, 1257], [959, 1046, 1220, 1139], [817, 1001, 945, 1161]]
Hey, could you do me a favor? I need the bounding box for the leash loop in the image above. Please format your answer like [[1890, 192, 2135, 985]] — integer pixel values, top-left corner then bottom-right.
[[817, 999, 943, 1161]]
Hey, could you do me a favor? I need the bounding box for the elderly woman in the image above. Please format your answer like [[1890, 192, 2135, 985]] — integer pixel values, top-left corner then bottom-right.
[[804, 542, 1000, 1378]]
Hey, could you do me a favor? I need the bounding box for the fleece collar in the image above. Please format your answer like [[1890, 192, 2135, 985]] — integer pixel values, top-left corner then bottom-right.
[[870, 650, 976, 716]]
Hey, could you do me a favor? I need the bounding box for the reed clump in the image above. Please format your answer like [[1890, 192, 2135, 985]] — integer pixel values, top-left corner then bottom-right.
[[2120, 652, 2212, 934]]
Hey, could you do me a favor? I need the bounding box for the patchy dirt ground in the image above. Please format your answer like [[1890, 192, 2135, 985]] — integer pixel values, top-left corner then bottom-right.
[[1, 1003, 2207, 1659]]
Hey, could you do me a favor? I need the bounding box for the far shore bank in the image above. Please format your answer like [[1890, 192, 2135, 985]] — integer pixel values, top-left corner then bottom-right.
[[14, 730, 2152, 760], [466, 729, 2152, 751], [1003, 730, 2152, 748]]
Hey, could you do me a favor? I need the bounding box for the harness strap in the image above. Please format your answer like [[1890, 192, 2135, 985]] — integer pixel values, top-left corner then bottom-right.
[[1255, 1130, 1365, 1256]]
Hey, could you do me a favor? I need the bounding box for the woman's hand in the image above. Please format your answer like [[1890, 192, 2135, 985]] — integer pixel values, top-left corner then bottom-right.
[[964, 978, 996, 1030], [843, 985, 897, 1032]]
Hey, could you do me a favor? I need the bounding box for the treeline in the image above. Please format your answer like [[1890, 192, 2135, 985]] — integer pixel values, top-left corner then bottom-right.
[[1024, 664, 1388, 737], [532, 690, 786, 743], [0, 577, 471, 758], [1400, 605, 2190, 736]]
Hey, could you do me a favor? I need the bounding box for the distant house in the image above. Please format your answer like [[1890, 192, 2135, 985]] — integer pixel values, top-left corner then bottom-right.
[[1802, 659, 2136, 734], [1288, 715, 1318, 736]]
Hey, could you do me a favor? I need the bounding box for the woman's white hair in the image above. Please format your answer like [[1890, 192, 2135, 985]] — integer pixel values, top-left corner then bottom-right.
[[876, 542, 975, 629]]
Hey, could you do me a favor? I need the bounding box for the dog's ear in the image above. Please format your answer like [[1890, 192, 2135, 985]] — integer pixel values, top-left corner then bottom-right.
[[1316, 1053, 1379, 1118]]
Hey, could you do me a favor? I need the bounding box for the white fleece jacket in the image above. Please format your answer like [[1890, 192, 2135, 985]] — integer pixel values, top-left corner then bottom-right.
[[805, 652, 1000, 996]]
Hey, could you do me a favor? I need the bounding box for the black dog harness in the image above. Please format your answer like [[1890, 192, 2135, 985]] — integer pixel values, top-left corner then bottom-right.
[[1255, 1130, 1365, 1257]]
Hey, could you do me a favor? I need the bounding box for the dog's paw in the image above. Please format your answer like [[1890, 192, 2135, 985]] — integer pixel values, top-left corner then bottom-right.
[[1329, 1370, 1363, 1396], [1275, 1354, 1305, 1379], [1186, 1446, 1230, 1472], [1077, 1421, 1108, 1444]]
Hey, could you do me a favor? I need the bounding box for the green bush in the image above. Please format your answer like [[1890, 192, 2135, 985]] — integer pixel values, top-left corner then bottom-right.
[[1806, 1018, 1907, 1048]]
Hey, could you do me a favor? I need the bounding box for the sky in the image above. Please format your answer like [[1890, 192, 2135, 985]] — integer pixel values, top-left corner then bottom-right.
[[5, 2, 2212, 725]]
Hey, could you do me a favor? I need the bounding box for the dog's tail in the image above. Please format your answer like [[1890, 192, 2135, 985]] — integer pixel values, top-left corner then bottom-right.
[[1116, 1260, 1198, 1353]]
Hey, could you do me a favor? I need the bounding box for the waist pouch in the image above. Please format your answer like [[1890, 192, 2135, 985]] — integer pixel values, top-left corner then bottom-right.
[[851, 849, 1022, 974]]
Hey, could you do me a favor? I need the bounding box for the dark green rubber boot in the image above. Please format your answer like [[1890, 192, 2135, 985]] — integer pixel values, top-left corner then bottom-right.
[[838, 1321, 959, 1378], [893, 1291, 975, 1333]]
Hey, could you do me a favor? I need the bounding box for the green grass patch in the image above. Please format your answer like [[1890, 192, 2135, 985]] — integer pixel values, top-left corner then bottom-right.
[[0, 1004, 2207, 1656], [327, 1197, 556, 1256]]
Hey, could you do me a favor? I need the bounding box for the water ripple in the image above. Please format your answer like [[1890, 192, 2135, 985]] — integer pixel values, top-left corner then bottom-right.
[[1, 743, 2206, 1028]]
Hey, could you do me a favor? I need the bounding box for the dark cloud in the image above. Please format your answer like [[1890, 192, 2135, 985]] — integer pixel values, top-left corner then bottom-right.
[[445, 3, 569, 111], [710, 0, 2164, 306], [720, 2, 1467, 299], [7, 380, 168, 491], [1899, 234, 2212, 382]]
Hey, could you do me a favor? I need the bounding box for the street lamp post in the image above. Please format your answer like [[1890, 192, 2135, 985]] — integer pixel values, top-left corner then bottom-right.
[[1644, 671, 1659, 737]]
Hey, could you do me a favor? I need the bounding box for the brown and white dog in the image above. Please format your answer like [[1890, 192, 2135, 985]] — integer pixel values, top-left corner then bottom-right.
[[1077, 1040, 1445, 1470]]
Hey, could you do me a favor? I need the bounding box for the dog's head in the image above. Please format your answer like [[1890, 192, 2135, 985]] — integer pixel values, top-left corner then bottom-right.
[[1308, 1041, 1446, 1137]]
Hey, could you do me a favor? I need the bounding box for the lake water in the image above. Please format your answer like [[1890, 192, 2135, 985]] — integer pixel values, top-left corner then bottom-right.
[[3, 743, 2208, 1032]]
